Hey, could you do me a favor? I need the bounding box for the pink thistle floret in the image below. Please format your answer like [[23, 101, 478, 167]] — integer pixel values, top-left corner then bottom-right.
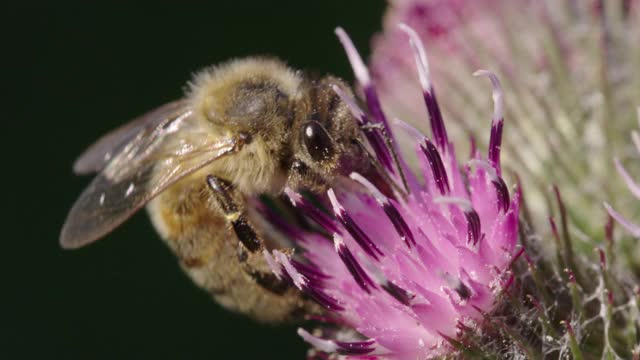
[[265, 25, 520, 359]]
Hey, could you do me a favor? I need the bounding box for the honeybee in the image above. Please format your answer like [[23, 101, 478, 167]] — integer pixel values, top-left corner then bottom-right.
[[60, 58, 370, 322]]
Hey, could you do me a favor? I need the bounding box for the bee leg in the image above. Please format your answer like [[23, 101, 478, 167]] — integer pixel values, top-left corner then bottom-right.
[[206, 175, 261, 252], [205, 175, 291, 295]]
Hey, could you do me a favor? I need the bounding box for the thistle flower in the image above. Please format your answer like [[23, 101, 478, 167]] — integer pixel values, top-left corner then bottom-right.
[[249, 12, 640, 357], [356, 2, 640, 357], [371, 0, 640, 265], [264, 26, 520, 358]]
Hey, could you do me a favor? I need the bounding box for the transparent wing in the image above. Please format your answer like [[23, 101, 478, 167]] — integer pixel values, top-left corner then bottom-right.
[[73, 99, 189, 175], [60, 105, 242, 249]]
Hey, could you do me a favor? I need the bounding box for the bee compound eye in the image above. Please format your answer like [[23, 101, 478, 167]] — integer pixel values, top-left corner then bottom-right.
[[302, 121, 334, 162]]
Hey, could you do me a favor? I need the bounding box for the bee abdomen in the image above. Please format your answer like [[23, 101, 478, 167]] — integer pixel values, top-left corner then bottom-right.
[[146, 179, 313, 323]]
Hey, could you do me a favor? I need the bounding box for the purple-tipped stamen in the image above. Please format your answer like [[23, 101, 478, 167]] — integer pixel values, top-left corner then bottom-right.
[[332, 84, 394, 172], [292, 259, 331, 283], [474, 70, 504, 175], [351, 173, 416, 247], [443, 280, 473, 305], [383, 202, 416, 248], [298, 329, 339, 353], [492, 177, 510, 213], [334, 27, 392, 135], [458, 270, 479, 299], [363, 85, 392, 136], [273, 249, 343, 311], [298, 329, 376, 356], [328, 189, 384, 260], [335, 27, 395, 170], [434, 196, 482, 245], [285, 188, 341, 235], [334, 235, 378, 293], [335, 339, 377, 355], [399, 23, 449, 152], [382, 280, 416, 306], [464, 209, 481, 246], [420, 139, 451, 195], [303, 282, 345, 312], [469, 159, 510, 211]]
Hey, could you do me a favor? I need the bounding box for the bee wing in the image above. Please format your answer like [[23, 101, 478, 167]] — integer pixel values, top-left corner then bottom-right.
[[60, 106, 240, 249], [72, 99, 189, 175]]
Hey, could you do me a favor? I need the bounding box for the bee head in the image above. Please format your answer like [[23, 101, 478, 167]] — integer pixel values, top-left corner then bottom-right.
[[288, 76, 365, 192]]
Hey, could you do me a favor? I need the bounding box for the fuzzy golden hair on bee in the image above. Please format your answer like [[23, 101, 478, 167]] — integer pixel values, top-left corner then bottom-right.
[[186, 57, 303, 130], [180, 57, 310, 195]]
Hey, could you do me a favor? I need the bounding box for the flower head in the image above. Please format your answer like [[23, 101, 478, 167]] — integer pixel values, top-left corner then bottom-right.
[[366, 2, 640, 357], [264, 26, 520, 358], [371, 0, 640, 256]]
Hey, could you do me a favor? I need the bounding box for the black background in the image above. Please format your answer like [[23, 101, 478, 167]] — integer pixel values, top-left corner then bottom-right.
[[2, 2, 384, 358]]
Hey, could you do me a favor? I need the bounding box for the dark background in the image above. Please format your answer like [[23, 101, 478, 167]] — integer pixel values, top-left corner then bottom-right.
[[2, 2, 384, 358]]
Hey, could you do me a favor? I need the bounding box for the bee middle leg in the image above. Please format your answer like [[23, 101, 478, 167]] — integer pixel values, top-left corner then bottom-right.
[[205, 175, 290, 295]]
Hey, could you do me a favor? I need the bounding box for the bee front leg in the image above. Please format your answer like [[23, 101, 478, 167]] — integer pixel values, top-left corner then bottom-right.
[[205, 175, 290, 295], [206, 175, 261, 252]]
